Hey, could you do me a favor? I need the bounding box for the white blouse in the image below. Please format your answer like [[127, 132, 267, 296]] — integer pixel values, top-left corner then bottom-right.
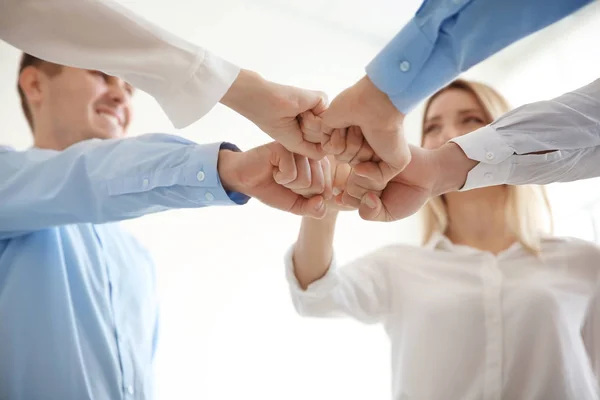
[[285, 234, 600, 400]]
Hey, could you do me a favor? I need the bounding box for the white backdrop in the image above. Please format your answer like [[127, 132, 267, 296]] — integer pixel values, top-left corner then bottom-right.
[[1, 1, 600, 398]]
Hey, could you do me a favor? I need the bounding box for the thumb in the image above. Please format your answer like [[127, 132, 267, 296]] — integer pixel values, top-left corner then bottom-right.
[[291, 194, 327, 219], [296, 90, 329, 115], [354, 160, 401, 183], [320, 100, 352, 130], [358, 192, 387, 222]]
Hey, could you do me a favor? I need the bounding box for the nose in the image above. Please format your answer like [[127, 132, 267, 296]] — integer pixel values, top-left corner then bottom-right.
[[107, 82, 127, 105]]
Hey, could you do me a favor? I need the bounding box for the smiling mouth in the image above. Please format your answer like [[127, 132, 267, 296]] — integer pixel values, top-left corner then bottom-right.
[[96, 109, 123, 127]]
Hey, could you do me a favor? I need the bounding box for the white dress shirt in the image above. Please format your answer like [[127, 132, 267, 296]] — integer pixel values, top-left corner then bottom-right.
[[452, 78, 600, 190], [0, 0, 240, 129], [286, 233, 600, 400]]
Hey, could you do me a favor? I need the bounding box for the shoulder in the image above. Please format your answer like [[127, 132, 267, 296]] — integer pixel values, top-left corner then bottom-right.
[[0, 145, 15, 155], [539, 236, 600, 270], [541, 235, 600, 255]]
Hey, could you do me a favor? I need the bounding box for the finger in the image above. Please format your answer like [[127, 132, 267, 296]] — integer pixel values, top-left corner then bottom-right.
[[321, 129, 334, 155], [298, 111, 324, 143], [304, 158, 326, 196], [272, 145, 297, 185], [279, 113, 326, 160], [349, 140, 376, 166], [291, 194, 327, 219], [358, 192, 387, 222], [296, 90, 329, 115], [332, 162, 351, 196], [262, 183, 327, 218], [336, 125, 363, 164], [323, 128, 347, 156], [321, 157, 333, 200], [282, 154, 312, 190], [286, 135, 327, 160], [341, 168, 385, 204], [340, 187, 362, 209], [354, 160, 401, 183]]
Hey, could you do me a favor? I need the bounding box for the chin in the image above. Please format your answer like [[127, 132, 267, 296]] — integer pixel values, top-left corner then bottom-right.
[[91, 128, 125, 140]]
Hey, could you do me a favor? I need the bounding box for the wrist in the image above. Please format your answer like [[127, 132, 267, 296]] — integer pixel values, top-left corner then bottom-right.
[[217, 149, 245, 194], [220, 69, 267, 118], [432, 142, 478, 195]]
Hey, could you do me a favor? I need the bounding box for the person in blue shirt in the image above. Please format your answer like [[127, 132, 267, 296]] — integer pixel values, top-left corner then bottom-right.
[[0, 53, 331, 400]]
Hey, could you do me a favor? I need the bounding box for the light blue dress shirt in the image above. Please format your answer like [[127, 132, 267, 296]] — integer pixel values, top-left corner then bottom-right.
[[367, 0, 594, 113], [0, 134, 248, 400]]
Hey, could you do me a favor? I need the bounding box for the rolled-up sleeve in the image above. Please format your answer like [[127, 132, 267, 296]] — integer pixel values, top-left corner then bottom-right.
[[0, 134, 249, 237], [367, 0, 593, 113], [284, 245, 391, 324]]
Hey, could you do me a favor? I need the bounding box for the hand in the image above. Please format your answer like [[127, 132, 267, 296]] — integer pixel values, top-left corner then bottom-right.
[[319, 75, 410, 183], [354, 143, 478, 222], [220, 70, 328, 160], [291, 155, 355, 214], [218, 142, 333, 218]]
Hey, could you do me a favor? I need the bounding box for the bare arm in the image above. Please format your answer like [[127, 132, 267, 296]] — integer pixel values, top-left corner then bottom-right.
[[293, 211, 339, 290]]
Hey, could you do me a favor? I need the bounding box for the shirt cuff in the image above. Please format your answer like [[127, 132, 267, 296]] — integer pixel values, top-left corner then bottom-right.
[[450, 126, 515, 191], [156, 50, 241, 129], [366, 18, 456, 114], [106, 141, 246, 206], [218, 142, 251, 205], [284, 244, 339, 298]]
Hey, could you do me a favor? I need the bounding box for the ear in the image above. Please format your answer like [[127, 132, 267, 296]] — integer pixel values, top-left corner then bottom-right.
[[18, 66, 44, 108]]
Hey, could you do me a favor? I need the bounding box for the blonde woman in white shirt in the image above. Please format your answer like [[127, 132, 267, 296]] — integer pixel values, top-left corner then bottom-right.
[[286, 79, 600, 400]]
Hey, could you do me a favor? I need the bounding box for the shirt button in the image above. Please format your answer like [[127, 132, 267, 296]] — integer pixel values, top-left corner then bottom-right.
[[205, 192, 215, 202], [485, 151, 495, 160], [399, 60, 411, 72], [196, 171, 206, 182], [126, 385, 134, 395], [142, 178, 149, 187], [484, 173, 493, 180]]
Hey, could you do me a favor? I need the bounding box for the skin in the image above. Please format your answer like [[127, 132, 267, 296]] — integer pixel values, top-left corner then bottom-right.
[[18, 65, 332, 219], [292, 88, 516, 289]]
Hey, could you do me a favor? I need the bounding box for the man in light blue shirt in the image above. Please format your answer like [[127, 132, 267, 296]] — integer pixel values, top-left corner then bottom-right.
[[0, 54, 330, 400]]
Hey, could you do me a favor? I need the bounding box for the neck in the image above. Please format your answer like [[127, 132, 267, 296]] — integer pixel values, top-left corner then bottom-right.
[[33, 126, 71, 151], [443, 187, 516, 254]]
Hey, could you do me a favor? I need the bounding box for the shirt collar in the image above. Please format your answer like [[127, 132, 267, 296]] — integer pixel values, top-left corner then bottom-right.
[[424, 231, 454, 251], [423, 231, 524, 256]]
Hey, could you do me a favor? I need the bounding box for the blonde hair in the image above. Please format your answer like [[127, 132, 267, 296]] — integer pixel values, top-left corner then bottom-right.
[[421, 79, 553, 254]]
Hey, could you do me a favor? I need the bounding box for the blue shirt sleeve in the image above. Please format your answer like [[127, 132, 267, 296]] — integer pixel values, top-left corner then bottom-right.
[[0, 133, 250, 238], [366, 0, 593, 114]]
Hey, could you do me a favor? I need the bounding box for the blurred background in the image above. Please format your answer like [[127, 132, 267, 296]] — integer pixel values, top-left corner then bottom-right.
[[1, 1, 600, 398]]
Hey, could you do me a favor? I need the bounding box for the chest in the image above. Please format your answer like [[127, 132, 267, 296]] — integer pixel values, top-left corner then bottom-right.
[[389, 251, 598, 333]]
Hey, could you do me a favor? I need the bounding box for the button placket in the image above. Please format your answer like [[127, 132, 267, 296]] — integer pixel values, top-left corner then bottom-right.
[[481, 255, 503, 400]]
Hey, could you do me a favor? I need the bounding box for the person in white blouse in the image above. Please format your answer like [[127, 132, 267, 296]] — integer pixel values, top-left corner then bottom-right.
[[286, 79, 600, 400]]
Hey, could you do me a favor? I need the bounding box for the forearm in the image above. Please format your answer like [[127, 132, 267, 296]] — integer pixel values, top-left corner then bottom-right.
[[0, 0, 239, 129], [446, 78, 600, 190], [292, 211, 339, 289], [220, 70, 268, 121], [0, 135, 247, 237]]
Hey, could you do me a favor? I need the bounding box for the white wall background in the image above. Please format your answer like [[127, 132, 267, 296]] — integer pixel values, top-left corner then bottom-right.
[[1, 1, 600, 399]]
